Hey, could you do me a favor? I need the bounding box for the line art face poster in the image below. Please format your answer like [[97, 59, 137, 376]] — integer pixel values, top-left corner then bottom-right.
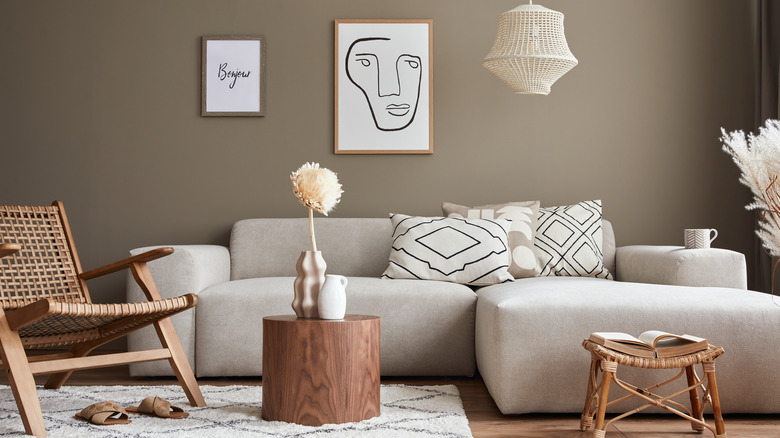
[[335, 20, 433, 154]]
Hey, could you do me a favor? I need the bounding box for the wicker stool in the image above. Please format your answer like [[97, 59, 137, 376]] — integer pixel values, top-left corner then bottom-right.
[[580, 339, 727, 438]]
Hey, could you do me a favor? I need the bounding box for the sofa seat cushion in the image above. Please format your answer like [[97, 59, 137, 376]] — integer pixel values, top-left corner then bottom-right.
[[475, 277, 780, 414], [196, 277, 477, 377]]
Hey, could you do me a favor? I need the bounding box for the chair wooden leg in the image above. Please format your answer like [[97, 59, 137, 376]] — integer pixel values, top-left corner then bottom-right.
[[0, 314, 47, 437], [704, 361, 727, 437], [593, 360, 616, 438], [685, 364, 705, 431], [43, 344, 95, 389], [131, 261, 205, 407], [580, 357, 600, 431], [153, 317, 206, 407]]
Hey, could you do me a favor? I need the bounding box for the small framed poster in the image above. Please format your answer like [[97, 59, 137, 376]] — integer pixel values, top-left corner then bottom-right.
[[202, 36, 266, 117], [335, 19, 433, 154]]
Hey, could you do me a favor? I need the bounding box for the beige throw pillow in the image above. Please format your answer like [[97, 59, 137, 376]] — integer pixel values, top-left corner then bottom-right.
[[382, 213, 514, 286], [442, 201, 540, 278]]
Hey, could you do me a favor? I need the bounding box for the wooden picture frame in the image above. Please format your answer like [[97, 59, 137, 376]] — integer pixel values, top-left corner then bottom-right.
[[335, 19, 433, 154], [202, 36, 266, 117]]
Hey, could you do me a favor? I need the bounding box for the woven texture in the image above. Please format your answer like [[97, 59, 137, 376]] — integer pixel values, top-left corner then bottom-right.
[[483, 3, 577, 95], [0, 205, 85, 309], [18, 296, 196, 348], [0, 203, 197, 348], [582, 339, 725, 369]]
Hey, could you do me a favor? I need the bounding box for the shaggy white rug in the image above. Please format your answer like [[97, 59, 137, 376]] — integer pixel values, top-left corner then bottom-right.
[[0, 384, 472, 437]]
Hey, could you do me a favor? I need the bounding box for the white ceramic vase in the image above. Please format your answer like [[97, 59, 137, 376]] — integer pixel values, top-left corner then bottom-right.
[[317, 274, 348, 320]]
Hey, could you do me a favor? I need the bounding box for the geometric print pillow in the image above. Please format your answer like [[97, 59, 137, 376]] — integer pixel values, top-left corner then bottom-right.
[[382, 213, 515, 286], [534, 200, 613, 279], [441, 201, 540, 279]]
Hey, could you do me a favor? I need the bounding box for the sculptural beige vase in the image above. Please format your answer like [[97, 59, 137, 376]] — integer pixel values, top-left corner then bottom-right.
[[292, 250, 326, 318]]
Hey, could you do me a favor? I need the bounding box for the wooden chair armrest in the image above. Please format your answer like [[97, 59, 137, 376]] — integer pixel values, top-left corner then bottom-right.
[[0, 243, 21, 258], [80, 247, 174, 280]]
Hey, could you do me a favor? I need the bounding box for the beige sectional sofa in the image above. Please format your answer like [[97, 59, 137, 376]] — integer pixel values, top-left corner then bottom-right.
[[127, 217, 780, 414]]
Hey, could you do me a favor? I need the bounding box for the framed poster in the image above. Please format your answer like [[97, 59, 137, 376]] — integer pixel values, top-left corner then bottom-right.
[[202, 36, 266, 116], [335, 19, 433, 154]]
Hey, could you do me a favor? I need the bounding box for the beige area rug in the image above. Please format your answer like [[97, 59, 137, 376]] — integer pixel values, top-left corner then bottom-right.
[[0, 384, 472, 437]]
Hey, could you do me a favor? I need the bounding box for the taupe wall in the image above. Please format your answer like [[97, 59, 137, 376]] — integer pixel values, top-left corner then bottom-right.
[[2, 0, 758, 304]]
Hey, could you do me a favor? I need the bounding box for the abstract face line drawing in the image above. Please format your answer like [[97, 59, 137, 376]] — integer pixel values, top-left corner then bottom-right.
[[346, 37, 423, 132]]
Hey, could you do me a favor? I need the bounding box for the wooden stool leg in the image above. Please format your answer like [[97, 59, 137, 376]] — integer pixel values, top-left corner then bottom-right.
[[580, 357, 600, 430], [685, 364, 704, 431], [704, 361, 727, 437], [593, 360, 617, 437]]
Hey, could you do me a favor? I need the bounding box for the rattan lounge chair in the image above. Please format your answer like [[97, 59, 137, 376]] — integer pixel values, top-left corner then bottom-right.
[[0, 201, 205, 437]]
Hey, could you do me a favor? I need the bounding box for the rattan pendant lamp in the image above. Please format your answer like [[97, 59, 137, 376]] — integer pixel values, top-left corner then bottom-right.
[[483, 1, 577, 95]]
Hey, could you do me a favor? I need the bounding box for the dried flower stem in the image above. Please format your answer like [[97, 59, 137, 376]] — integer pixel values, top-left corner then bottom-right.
[[309, 207, 317, 252], [290, 162, 343, 253]]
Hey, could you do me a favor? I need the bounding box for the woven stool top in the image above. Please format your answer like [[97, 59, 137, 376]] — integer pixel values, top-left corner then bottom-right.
[[582, 339, 724, 369]]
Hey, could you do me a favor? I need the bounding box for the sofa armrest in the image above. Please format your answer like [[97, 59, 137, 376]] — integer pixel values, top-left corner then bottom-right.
[[615, 245, 747, 289], [125, 245, 230, 376]]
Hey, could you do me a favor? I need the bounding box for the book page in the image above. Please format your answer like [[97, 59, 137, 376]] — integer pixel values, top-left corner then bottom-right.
[[637, 330, 676, 347], [592, 332, 645, 345]]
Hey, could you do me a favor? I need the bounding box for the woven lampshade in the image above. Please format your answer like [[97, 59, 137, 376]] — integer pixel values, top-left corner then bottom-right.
[[483, 2, 577, 95]]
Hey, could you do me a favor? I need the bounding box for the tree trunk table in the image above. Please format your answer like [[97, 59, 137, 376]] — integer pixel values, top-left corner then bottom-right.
[[261, 314, 381, 426]]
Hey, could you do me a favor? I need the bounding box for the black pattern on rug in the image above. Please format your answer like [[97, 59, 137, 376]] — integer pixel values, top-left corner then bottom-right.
[[0, 384, 472, 437]]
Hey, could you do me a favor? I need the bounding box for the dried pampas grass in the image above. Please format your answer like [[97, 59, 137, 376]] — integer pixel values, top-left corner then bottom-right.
[[721, 120, 780, 259], [291, 162, 343, 251]]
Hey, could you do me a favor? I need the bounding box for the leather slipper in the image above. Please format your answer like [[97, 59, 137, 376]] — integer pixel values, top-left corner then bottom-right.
[[126, 396, 189, 419], [74, 401, 131, 425]]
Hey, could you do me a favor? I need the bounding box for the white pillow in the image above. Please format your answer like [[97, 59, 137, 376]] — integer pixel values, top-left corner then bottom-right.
[[534, 200, 613, 279], [382, 213, 514, 285]]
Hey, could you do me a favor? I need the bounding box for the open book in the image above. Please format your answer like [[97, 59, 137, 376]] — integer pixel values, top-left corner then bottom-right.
[[588, 330, 708, 358]]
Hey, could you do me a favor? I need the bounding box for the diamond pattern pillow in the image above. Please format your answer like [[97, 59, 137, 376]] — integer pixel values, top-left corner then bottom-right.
[[442, 201, 540, 279], [534, 200, 613, 279], [382, 214, 514, 285]]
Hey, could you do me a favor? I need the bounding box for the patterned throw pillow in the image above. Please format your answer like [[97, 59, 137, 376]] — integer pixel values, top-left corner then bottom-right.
[[382, 213, 514, 286], [442, 201, 540, 279], [534, 200, 613, 279]]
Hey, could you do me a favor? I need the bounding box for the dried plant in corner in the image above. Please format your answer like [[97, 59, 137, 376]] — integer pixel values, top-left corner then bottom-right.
[[722, 119, 780, 295], [721, 119, 780, 255], [290, 162, 344, 251]]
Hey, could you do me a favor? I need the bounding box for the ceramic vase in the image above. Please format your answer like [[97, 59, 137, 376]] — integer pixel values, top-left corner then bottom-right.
[[318, 274, 348, 320], [292, 250, 326, 318]]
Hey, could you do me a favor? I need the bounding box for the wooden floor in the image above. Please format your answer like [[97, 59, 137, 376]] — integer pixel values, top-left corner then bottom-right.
[[3, 365, 779, 437]]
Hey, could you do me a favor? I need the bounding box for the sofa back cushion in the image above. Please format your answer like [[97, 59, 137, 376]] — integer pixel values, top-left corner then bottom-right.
[[229, 217, 617, 280], [230, 218, 392, 280]]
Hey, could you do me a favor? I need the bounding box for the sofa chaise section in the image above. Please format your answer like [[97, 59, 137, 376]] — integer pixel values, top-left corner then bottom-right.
[[475, 246, 780, 414]]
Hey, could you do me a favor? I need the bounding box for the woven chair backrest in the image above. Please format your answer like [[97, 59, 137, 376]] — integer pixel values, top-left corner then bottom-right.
[[0, 204, 88, 309]]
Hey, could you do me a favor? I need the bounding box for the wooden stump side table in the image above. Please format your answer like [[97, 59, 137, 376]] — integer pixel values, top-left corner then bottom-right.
[[261, 314, 381, 426]]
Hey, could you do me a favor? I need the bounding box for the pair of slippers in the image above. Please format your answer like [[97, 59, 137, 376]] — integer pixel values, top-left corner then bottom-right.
[[75, 396, 189, 425]]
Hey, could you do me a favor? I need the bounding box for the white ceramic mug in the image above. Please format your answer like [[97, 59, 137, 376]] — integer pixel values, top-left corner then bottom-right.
[[684, 229, 718, 249]]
